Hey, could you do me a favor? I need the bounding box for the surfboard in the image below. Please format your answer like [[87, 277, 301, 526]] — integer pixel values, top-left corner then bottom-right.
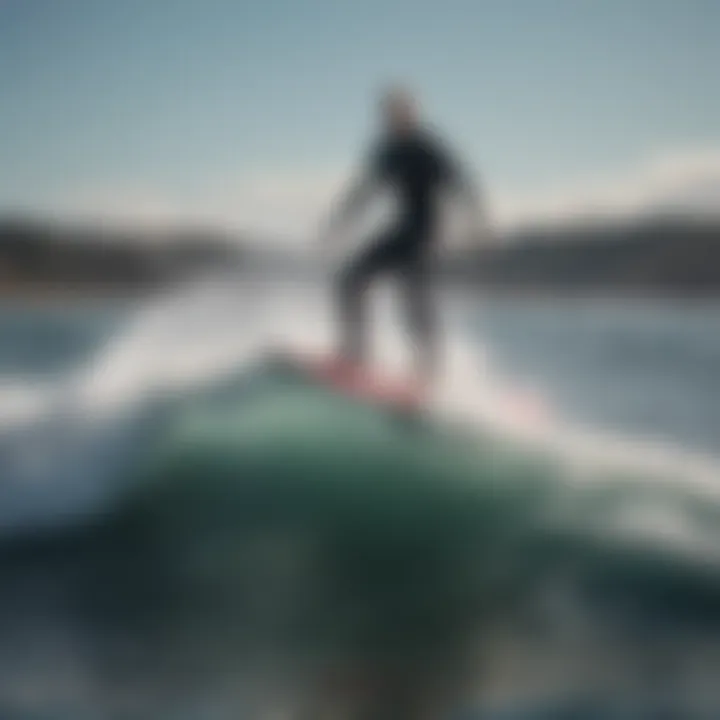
[[268, 349, 426, 413]]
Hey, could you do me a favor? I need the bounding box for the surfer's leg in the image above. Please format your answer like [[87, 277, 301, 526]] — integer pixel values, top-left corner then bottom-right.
[[336, 232, 399, 366], [400, 248, 437, 383]]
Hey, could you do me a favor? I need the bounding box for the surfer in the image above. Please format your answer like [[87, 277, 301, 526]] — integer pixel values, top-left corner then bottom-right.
[[320, 85, 487, 388]]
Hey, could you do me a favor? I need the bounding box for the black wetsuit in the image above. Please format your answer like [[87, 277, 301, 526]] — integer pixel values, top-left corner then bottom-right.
[[337, 128, 471, 375]]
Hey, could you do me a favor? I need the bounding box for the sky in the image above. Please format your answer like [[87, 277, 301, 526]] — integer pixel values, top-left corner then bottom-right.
[[1, 0, 719, 238]]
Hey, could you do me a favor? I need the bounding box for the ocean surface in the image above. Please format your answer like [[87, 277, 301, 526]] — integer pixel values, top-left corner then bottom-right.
[[0, 271, 719, 719]]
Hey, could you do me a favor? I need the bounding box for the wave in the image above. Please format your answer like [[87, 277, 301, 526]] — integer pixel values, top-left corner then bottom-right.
[[1, 275, 719, 716]]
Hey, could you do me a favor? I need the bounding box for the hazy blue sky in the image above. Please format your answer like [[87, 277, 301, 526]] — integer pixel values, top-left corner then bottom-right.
[[1, 0, 718, 232]]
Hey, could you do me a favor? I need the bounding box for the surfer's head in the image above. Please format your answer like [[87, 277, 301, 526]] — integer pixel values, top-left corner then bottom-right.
[[379, 84, 420, 135]]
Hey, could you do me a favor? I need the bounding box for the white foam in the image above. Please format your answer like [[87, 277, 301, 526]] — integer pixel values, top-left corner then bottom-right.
[[92, 276, 720, 488], [431, 307, 720, 499], [225, 277, 720, 501], [3, 272, 719, 503]]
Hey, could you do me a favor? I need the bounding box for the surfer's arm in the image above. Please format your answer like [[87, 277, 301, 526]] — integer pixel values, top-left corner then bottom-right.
[[328, 174, 376, 229], [321, 144, 385, 242], [461, 173, 492, 247], [436, 139, 491, 246], [436, 138, 482, 209]]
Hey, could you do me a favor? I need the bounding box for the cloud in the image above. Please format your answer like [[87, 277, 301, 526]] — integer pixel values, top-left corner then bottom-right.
[[493, 147, 720, 230], [39, 146, 720, 241]]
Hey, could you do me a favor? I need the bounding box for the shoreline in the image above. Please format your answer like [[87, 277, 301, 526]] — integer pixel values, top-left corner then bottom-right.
[[2, 280, 720, 305]]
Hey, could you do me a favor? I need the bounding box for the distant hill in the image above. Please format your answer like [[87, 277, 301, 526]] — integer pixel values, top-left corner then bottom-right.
[[0, 216, 244, 295], [3, 214, 719, 297], [445, 217, 720, 295]]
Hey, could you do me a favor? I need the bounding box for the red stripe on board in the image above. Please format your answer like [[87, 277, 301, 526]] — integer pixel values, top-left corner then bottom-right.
[[292, 354, 423, 411]]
